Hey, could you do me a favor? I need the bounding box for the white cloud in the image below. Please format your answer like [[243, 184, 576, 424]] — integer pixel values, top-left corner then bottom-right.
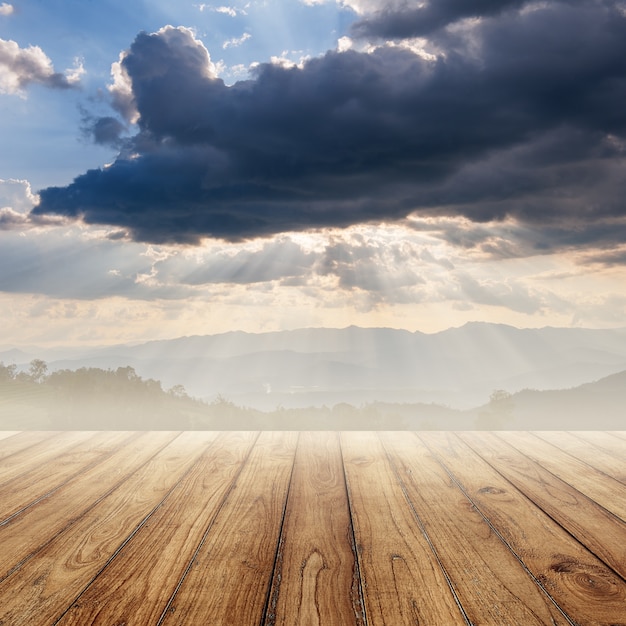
[[0, 38, 78, 95], [0, 179, 39, 213], [337, 36, 353, 52], [223, 32, 251, 49], [197, 4, 247, 16], [299, 0, 404, 14], [269, 53, 309, 69], [108, 52, 138, 123], [216, 5, 238, 16], [0, 207, 29, 230], [65, 57, 86, 84], [0, 3, 13, 16], [216, 61, 251, 83]]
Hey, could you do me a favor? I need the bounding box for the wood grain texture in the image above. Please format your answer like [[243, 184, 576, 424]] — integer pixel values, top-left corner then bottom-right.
[[57, 431, 255, 626], [419, 431, 626, 626], [382, 432, 570, 625], [541, 431, 626, 484], [571, 430, 626, 461], [459, 431, 626, 581], [0, 431, 20, 442], [0, 431, 135, 523], [0, 431, 95, 489], [0, 430, 60, 461], [159, 431, 298, 626], [0, 431, 218, 626], [0, 431, 180, 582], [264, 431, 364, 626], [1, 431, 625, 626], [341, 431, 466, 626], [497, 431, 626, 522]]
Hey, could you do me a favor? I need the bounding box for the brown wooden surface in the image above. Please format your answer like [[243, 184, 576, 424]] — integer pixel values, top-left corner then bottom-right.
[[0, 431, 625, 626], [264, 431, 362, 626]]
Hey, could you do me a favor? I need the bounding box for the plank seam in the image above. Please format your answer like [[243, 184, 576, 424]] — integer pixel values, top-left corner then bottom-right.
[[0, 432, 184, 585], [49, 431, 216, 625], [258, 431, 300, 626], [338, 433, 369, 626], [463, 433, 626, 584], [562, 431, 626, 480], [377, 433, 473, 626], [0, 431, 62, 463], [493, 432, 626, 527], [417, 433, 577, 626], [0, 431, 144, 527], [528, 431, 626, 487], [154, 432, 263, 626]]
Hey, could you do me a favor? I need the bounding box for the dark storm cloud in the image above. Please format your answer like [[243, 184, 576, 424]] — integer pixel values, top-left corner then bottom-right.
[[351, 0, 530, 39], [31, 4, 626, 253], [90, 117, 127, 146]]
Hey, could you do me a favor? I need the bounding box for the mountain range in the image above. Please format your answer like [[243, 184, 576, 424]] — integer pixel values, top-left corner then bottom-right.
[[2, 323, 626, 411]]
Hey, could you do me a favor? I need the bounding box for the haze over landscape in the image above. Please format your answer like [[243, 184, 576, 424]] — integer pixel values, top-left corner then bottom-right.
[[1, 1, 626, 429]]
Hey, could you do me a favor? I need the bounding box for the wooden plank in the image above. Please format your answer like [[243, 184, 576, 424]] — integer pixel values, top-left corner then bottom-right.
[[570, 431, 626, 465], [459, 432, 626, 580], [158, 431, 298, 626], [419, 431, 626, 626], [0, 431, 180, 582], [381, 432, 571, 625], [497, 431, 626, 522], [572, 431, 626, 457], [264, 431, 364, 626], [0, 431, 219, 626], [534, 431, 626, 485], [1, 430, 624, 625], [0, 430, 60, 461], [0, 432, 91, 483], [340, 431, 466, 626], [0, 431, 20, 442], [56, 431, 261, 626], [0, 431, 137, 523]]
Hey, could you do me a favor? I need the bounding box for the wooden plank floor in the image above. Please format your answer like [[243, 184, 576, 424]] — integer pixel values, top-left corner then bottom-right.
[[0, 432, 625, 625]]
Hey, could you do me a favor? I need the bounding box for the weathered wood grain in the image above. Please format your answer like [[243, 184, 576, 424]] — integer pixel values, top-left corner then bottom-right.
[[159, 431, 298, 626], [382, 432, 571, 625], [0, 431, 136, 523], [0, 431, 219, 626], [0, 431, 180, 582], [0, 431, 19, 442], [341, 431, 466, 626], [459, 431, 626, 580], [55, 431, 255, 626], [0, 430, 60, 461], [0, 431, 95, 489], [497, 431, 626, 522], [419, 431, 626, 626], [572, 430, 626, 459], [534, 431, 626, 485], [264, 431, 364, 626], [1, 430, 625, 626]]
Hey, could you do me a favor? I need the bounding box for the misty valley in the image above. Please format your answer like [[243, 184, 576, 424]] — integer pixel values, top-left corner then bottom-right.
[[2, 323, 625, 430]]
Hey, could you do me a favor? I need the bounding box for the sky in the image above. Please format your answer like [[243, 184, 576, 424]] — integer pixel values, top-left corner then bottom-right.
[[1, 0, 626, 348]]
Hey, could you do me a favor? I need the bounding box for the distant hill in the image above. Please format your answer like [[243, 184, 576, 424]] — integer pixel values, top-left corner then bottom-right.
[[1, 361, 623, 430], [2, 323, 626, 411], [474, 369, 626, 430]]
